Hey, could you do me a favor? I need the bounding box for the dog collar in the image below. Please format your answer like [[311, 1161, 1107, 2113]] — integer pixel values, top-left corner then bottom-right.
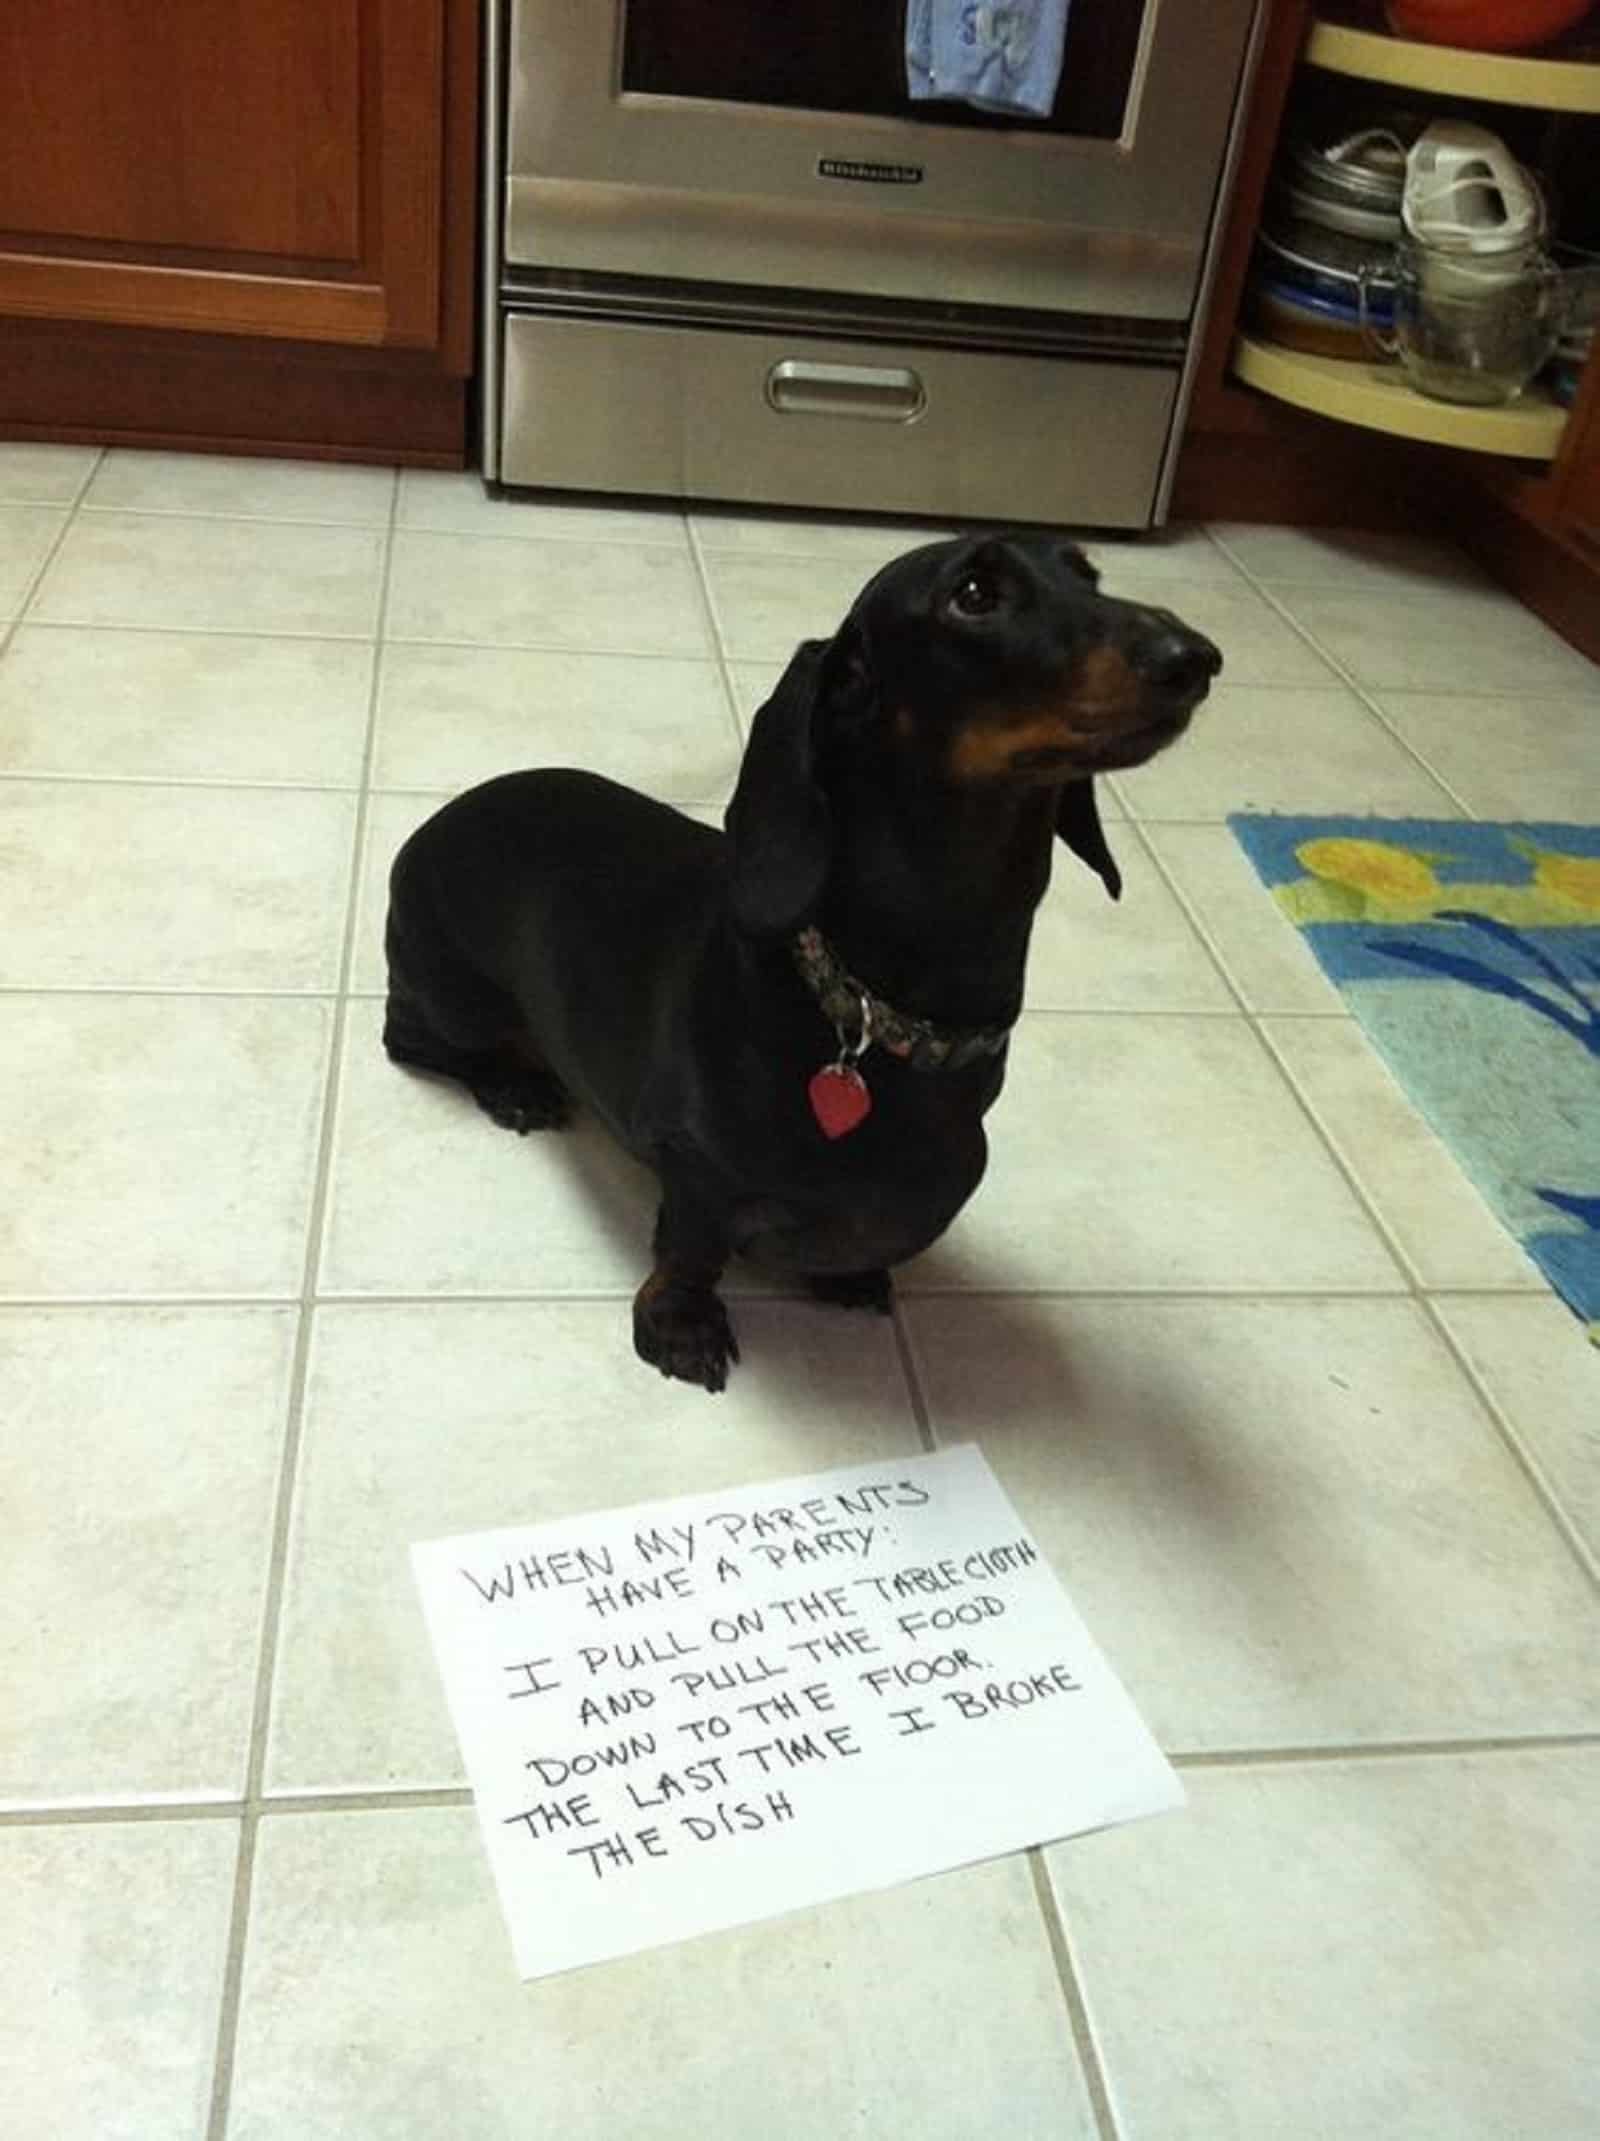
[[791, 926, 1014, 1074]]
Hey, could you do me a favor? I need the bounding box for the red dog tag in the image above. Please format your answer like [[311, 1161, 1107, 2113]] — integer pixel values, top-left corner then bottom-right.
[[808, 1061, 872, 1139]]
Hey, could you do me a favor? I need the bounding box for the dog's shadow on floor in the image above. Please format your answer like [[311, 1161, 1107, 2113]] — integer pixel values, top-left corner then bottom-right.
[[421, 1078, 1260, 1536], [897, 1277, 1265, 1556], [394, 1061, 662, 1281]]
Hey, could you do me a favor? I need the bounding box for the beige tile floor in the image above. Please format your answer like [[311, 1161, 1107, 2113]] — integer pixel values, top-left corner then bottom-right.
[[2, 444, 1598, 2141]]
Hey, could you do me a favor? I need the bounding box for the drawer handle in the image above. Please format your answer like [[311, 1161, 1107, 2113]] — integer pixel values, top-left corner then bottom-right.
[[765, 361, 927, 423]]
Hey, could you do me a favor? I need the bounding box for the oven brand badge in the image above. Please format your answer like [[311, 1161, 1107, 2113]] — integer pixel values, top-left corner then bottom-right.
[[818, 157, 925, 185]]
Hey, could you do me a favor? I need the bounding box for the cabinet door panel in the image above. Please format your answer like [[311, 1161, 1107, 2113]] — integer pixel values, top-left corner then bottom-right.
[[1, 1, 361, 261], [0, 0, 449, 349]]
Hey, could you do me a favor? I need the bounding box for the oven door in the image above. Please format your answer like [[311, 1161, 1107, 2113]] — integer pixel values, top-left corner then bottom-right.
[[505, 0, 1258, 323]]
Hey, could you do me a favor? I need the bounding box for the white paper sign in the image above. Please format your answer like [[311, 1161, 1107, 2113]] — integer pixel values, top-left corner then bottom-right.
[[411, 1444, 1182, 1979]]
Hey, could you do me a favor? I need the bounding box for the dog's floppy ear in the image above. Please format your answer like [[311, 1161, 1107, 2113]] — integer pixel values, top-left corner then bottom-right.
[[724, 627, 874, 934], [724, 639, 835, 935], [1055, 779, 1122, 900]]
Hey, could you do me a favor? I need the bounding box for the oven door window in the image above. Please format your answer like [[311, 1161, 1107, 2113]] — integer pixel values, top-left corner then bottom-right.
[[621, 2, 1146, 139]]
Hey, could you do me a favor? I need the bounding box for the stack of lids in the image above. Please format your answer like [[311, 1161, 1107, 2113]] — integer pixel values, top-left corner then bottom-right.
[[1288, 129, 1406, 243], [1248, 125, 1405, 360]]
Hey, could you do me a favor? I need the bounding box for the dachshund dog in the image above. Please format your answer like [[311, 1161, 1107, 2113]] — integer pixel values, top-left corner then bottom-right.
[[383, 532, 1220, 1390]]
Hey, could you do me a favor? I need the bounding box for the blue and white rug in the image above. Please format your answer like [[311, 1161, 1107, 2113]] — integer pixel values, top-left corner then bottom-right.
[[1231, 816, 1600, 1341]]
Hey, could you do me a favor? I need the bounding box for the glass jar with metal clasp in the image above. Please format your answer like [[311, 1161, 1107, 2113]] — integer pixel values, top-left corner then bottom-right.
[[1358, 233, 1568, 406]]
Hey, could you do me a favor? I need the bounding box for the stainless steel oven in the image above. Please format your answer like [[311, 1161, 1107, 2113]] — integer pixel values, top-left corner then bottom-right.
[[483, 2, 1262, 526]]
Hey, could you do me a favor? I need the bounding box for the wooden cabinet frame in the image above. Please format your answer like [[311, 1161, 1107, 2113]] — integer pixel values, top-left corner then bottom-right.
[[0, 0, 465, 354]]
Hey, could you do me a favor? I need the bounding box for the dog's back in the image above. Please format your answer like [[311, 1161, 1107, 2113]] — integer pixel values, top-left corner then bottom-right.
[[388, 769, 721, 1151]]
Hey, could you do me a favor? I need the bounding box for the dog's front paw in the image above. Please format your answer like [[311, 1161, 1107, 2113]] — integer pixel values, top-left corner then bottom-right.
[[633, 1278, 740, 1394]]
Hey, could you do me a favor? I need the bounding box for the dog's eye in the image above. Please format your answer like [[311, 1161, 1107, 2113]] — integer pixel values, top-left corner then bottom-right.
[[950, 572, 1001, 618]]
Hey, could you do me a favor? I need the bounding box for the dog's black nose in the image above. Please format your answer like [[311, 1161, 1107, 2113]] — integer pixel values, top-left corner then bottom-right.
[[1140, 626, 1223, 695]]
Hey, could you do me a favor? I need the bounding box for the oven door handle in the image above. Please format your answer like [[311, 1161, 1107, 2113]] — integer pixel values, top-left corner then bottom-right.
[[764, 360, 927, 423]]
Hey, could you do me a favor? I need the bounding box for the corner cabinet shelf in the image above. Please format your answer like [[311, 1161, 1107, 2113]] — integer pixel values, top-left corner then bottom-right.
[[1303, 19, 1600, 113], [1233, 334, 1570, 457], [1227, 15, 1599, 460]]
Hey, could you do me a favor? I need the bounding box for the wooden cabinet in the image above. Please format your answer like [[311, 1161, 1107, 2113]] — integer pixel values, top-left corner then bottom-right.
[[1556, 367, 1600, 556], [0, 0, 479, 463]]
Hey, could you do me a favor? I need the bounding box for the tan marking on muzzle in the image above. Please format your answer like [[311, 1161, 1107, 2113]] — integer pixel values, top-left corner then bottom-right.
[[946, 646, 1145, 781], [948, 712, 1080, 780], [1070, 644, 1142, 717]]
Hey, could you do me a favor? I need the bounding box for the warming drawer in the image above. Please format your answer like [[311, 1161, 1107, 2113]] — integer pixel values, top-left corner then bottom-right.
[[499, 312, 1180, 527]]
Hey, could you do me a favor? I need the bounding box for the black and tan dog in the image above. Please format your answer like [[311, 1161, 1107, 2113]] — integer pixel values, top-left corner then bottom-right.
[[383, 531, 1220, 1390]]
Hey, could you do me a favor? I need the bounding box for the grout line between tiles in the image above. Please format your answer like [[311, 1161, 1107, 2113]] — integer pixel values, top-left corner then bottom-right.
[[1325, 693, 1480, 820], [687, 514, 958, 567], [0, 1799, 244, 1830], [19, 620, 381, 642], [1026, 1851, 1121, 2141], [75, 504, 394, 531], [686, 522, 741, 681], [1089, 809, 1572, 829], [0, 1294, 305, 1311], [1130, 794, 1442, 1288], [1248, 1021, 1440, 1296], [8, 1733, 1597, 1836], [380, 630, 721, 663], [399, 519, 694, 553], [1, 452, 103, 657], [1417, 1297, 1600, 1595], [7, 614, 366, 645], [0, 989, 1316, 1014], [252, 1787, 474, 1816], [1025, 1003, 1248, 1019], [1171, 1729, 1600, 1769], [16, 1281, 1543, 1311], [1118, 814, 1250, 1009], [853, 1280, 1443, 1301], [201, 466, 399, 2141], [1129, 820, 1352, 1019], [0, 768, 366, 795], [391, 517, 696, 560], [885, 1300, 939, 1457], [685, 515, 759, 754], [0, 985, 345, 1001], [1202, 533, 1487, 820], [0, 1787, 476, 1832], [68, 497, 395, 534], [26, 616, 378, 644], [312, 1281, 1418, 1305], [9, 611, 734, 661]]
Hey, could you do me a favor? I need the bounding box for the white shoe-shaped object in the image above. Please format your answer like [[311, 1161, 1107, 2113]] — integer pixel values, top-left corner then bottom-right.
[[1402, 120, 1543, 254]]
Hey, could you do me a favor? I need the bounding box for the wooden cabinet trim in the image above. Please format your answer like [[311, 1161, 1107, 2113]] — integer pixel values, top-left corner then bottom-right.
[[370, 0, 447, 347], [0, 254, 393, 346]]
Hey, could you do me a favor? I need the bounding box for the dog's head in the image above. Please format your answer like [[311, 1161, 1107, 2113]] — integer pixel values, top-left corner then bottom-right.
[[724, 530, 1221, 934]]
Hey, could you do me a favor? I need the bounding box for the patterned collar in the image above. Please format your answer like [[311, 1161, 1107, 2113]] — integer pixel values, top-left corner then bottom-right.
[[791, 926, 1014, 1073]]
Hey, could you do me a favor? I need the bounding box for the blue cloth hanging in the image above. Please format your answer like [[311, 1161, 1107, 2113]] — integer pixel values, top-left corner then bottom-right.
[[905, 1, 1073, 121]]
